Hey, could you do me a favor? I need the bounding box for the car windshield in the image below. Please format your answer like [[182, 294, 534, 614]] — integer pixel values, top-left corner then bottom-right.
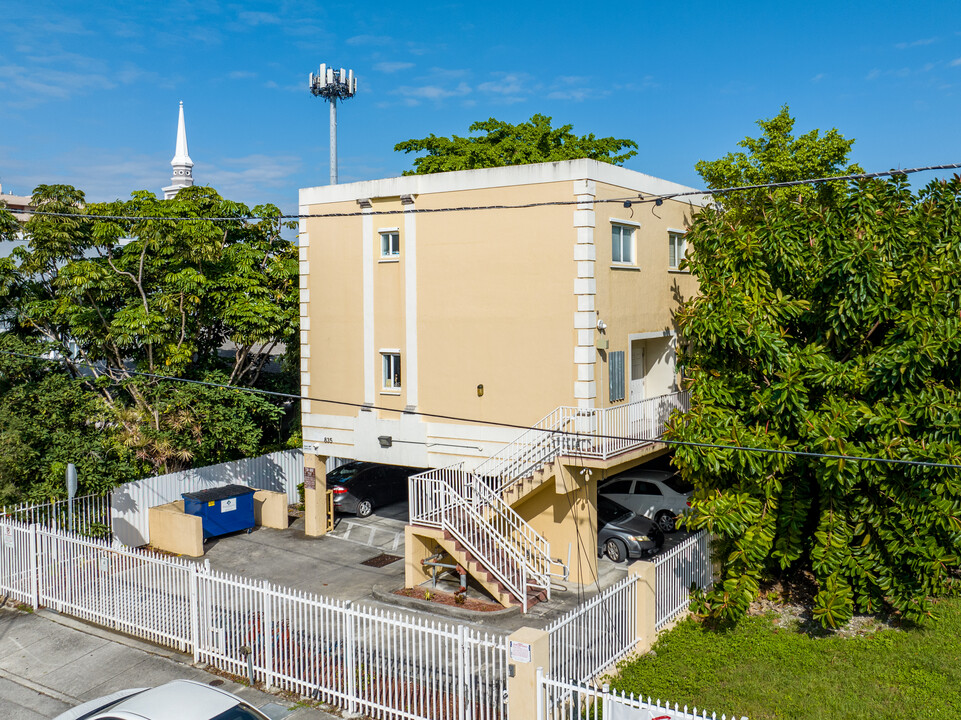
[[211, 704, 271, 720], [597, 496, 633, 525], [664, 474, 694, 494]]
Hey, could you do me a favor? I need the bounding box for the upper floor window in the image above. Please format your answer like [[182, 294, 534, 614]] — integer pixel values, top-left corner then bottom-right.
[[668, 231, 687, 270], [611, 224, 635, 265], [382, 352, 401, 391], [380, 230, 400, 259]]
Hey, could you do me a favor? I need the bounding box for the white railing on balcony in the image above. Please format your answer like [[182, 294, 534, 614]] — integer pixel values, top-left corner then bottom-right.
[[478, 391, 688, 498]]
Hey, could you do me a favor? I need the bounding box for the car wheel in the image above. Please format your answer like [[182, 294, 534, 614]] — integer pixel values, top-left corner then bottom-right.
[[605, 538, 628, 563], [655, 511, 676, 533], [356, 498, 374, 518]]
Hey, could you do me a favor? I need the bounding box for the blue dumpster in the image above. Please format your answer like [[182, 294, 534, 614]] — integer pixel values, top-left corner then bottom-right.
[[182, 484, 256, 539]]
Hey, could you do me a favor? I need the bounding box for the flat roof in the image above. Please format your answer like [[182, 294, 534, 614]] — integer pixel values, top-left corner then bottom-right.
[[300, 158, 708, 207]]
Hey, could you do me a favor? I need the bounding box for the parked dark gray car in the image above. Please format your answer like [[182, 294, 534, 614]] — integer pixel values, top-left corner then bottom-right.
[[596, 496, 664, 562], [328, 461, 420, 517]]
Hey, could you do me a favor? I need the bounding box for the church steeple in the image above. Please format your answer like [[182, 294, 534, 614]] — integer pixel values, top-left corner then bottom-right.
[[163, 101, 194, 200]]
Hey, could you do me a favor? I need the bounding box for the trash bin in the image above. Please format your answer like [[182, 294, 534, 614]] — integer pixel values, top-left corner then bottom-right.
[[182, 484, 256, 539]]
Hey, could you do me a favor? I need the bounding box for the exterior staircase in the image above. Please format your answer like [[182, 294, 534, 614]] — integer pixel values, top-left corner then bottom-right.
[[408, 391, 689, 611]]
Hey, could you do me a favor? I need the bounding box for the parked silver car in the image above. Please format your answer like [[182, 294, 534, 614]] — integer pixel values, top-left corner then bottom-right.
[[52, 679, 270, 720], [598, 469, 693, 533]]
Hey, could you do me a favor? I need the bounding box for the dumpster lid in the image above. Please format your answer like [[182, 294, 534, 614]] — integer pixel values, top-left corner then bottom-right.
[[182, 484, 255, 502]]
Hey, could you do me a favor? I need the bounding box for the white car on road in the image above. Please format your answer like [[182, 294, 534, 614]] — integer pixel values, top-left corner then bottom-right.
[[53, 679, 271, 720], [598, 469, 693, 533]]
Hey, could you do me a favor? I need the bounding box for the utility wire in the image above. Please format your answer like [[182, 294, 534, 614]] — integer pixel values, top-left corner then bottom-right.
[[2, 348, 960, 471], [8, 162, 960, 223]]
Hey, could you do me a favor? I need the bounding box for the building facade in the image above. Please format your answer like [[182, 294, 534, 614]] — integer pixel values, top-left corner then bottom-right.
[[298, 159, 704, 471]]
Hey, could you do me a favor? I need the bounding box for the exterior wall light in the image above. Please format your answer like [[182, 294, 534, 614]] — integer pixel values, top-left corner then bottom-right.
[[477, 384, 484, 397], [378, 435, 393, 448]]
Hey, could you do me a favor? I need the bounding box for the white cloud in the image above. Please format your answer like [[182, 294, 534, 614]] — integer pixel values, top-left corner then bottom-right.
[[811, 73, 826, 83], [374, 61, 414, 73], [394, 82, 472, 102], [950, 57, 961, 67], [895, 37, 937, 49], [229, 71, 258, 80], [346, 34, 392, 46], [866, 68, 881, 80], [237, 11, 282, 26]]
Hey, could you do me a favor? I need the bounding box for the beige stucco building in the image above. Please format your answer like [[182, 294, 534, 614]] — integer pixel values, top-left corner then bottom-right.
[[298, 159, 705, 607]]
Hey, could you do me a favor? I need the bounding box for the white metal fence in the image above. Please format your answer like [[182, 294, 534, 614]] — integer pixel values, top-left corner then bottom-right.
[[0, 517, 509, 720], [110, 449, 305, 547], [653, 532, 713, 631], [1, 494, 111, 537], [546, 574, 637, 684], [538, 670, 746, 720]]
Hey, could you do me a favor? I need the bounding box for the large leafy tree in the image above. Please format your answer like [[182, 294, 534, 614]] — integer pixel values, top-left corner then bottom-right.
[[0, 184, 298, 492], [672, 152, 961, 626], [695, 105, 861, 220], [394, 114, 637, 174]]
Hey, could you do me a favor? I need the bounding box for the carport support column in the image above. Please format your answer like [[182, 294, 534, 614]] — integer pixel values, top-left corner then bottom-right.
[[629, 560, 657, 653], [304, 453, 329, 537], [506, 627, 549, 720]]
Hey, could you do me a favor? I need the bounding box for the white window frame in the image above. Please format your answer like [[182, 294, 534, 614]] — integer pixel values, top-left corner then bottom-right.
[[668, 228, 687, 271], [379, 228, 400, 260], [610, 220, 639, 267], [381, 350, 401, 392]]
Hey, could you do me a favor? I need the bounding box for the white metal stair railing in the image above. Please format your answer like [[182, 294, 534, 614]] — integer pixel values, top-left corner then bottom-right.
[[409, 469, 553, 610]]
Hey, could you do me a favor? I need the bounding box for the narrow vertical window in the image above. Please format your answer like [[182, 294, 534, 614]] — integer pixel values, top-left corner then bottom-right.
[[612, 225, 635, 265], [382, 353, 401, 390], [668, 231, 687, 270], [609, 351, 625, 402]]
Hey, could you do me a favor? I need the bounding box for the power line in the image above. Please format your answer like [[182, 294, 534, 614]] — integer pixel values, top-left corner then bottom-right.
[[8, 162, 960, 223], [2, 348, 960, 471]]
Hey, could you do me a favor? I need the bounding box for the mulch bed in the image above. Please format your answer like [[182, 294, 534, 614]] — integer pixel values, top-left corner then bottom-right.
[[393, 587, 503, 612]]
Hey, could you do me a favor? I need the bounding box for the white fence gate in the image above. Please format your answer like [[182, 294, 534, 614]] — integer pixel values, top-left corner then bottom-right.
[[110, 449, 305, 547], [1, 494, 111, 537], [546, 574, 637, 684], [653, 532, 713, 631], [0, 517, 509, 720], [538, 671, 746, 720]]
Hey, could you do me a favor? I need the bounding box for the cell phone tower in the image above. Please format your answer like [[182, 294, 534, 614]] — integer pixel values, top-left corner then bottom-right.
[[309, 64, 357, 185]]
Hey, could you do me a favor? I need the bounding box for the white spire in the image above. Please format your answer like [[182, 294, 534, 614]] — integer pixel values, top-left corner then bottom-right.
[[163, 101, 194, 199], [171, 101, 193, 167]]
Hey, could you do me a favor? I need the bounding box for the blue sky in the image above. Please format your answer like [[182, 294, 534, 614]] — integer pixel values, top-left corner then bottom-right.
[[1, 1, 959, 214]]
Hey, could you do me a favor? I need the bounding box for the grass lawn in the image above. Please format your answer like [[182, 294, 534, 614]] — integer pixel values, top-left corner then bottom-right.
[[608, 597, 961, 720]]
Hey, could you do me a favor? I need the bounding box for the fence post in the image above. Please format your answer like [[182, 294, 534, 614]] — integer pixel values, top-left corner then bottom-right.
[[507, 627, 549, 720], [344, 602, 356, 715], [189, 564, 200, 663], [28, 524, 39, 610], [628, 561, 657, 653], [535, 666, 544, 720], [457, 625, 467, 720], [262, 579, 274, 690]]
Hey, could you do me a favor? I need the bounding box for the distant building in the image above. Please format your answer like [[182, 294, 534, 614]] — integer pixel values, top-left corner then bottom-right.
[[0, 183, 32, 256], [0, 184, 31, 222], [162, 102, 194, 200]]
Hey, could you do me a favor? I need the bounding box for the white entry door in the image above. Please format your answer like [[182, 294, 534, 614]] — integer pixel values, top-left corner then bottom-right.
[[629, 340, 646, 437]]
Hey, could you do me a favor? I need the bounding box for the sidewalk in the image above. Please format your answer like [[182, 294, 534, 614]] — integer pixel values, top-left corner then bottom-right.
[[0, 607, 339, 720]]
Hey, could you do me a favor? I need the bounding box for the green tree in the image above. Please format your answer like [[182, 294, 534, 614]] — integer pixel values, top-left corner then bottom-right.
[[672, 172, 961, 627], [0, 184, 298, 487], [695, 105, 861, 219], [394, 114, 637, 174]]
